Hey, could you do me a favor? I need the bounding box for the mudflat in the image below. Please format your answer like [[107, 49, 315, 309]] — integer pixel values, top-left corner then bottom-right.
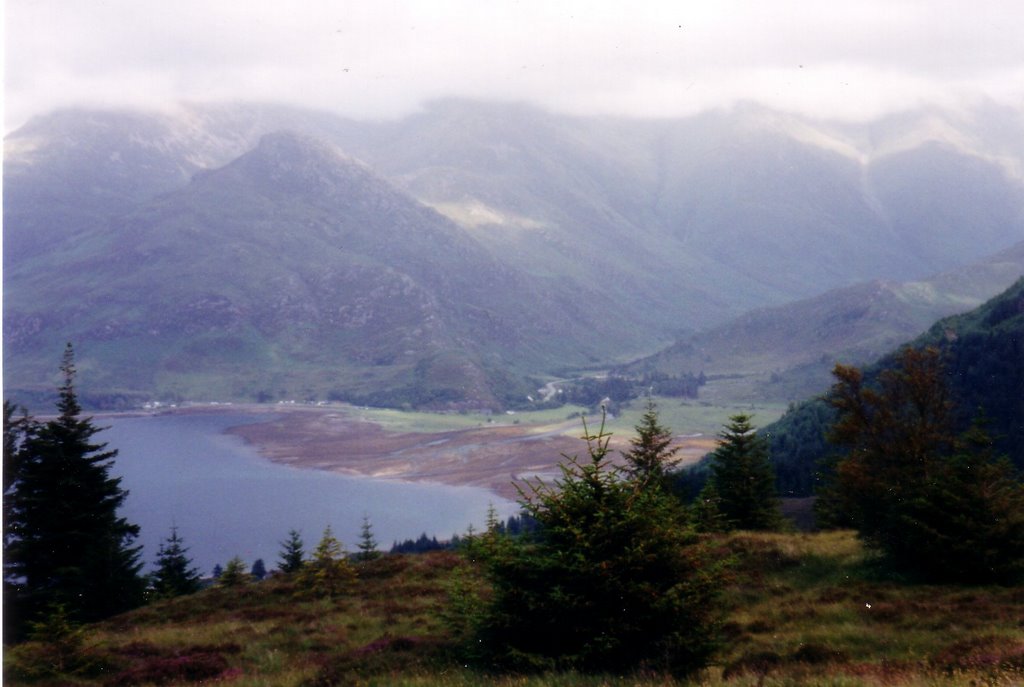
[[218, 405, 715, 501]]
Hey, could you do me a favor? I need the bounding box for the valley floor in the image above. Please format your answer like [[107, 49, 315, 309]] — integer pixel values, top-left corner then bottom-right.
[[211, 402, 723, 501]]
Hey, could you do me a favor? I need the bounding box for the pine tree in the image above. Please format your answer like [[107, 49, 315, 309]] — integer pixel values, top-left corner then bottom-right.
[[250, 558, 267, 580], [705, 414, 783, 531], [4, 400, 38, 639], [356, 516, 381, 562], [277, 529, 305, 573], [3, 401, 36, 496], [469, 412, 724, 675], [296, 526, 356, 597], [691, 481, 729, 533], [4, 344, 145, 636], [218, 556, 249, 587], [151, 526, 202, 598], [621, 398, 680, 489]]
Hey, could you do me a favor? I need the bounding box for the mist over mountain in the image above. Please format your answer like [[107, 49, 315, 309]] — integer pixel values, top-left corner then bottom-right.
[[5, 100, 1024, 408]]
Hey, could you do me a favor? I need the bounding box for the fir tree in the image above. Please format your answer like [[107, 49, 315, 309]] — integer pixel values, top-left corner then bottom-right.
[[27, 604, 85, 674], [296, 526, 356, 597], [151, 527, 202, 598], [691, 481, 729, 533], [705, 414, 783, 531], [218, 556, 249, 587], [250, 558, 267, 580], [468, 411, 724, 675], [621, 398, 680, 489], [3, 401, 36, 497], [277, 529, 305, 573], [356, 516, 381, 562], [4, 344, 145, 636], [4, 400, 38, 640]]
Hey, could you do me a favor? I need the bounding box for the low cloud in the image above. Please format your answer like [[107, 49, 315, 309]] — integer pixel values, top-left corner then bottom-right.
[[6, 0, 1024, 130]]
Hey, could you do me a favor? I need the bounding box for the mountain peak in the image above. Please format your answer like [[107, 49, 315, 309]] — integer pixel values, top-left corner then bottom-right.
[[223, 130, 371, 196], [253, 129, 343, 158]]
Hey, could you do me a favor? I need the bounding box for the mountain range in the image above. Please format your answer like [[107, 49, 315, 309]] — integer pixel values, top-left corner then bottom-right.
[[5, 99, 1024, 408]]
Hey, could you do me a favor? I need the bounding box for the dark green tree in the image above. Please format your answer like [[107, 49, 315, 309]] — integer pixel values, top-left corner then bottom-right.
[[4, 344, 145, 636], [277, 529, 305, 573], [356, 515, 381, 562], [702, 414, 782, 531], [823, 347, 1024, 582], [251, 558, 267, 580], [467, 412, 724, 675], [691, 481, 729, 533], [621, 398, 680, 490], [4, 400, 38, 638], [4, 401, 36, 496], [150, 526, 202, 598]]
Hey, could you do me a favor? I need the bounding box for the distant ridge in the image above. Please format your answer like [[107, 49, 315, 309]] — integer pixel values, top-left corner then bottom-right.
[[619, 240, 1024, 402]]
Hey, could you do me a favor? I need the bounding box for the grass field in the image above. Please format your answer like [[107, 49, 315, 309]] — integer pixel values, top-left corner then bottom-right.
[[7, 531, 1022, 686]]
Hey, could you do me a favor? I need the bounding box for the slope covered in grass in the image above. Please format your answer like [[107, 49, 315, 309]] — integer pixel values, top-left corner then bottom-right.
[[6, 532, 1022, 686]]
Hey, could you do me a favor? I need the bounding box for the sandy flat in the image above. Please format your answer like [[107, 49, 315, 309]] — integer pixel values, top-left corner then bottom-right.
[[210, 404, 715, 501]]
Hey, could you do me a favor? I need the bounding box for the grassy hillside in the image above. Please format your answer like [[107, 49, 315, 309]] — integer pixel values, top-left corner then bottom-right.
[[6, 532, 1022, 686]]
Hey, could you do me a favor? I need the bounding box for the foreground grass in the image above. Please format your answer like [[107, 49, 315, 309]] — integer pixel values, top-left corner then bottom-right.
[[6, 532, 1023, 686]]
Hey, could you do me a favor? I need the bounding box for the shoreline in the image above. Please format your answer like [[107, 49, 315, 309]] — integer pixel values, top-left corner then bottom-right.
[[96, 403, 715, 502]]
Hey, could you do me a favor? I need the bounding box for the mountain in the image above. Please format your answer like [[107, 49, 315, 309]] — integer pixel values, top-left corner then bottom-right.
[[3, 104, 365, 267], [345, 100, 1024, 293], [5, 99, 1024, 408], [764, 277, 1024, 496], [619, 241, 1024, 402], [4, 132, 641, 408]]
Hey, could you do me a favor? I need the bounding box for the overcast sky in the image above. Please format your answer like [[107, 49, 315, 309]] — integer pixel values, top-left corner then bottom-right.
[[5, 0, 1024, 131]]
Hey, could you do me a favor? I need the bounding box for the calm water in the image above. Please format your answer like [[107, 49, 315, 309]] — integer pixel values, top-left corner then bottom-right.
[[102, 412, 515, 575]]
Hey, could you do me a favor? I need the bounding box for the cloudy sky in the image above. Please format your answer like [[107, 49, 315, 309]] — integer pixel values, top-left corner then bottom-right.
[[5, 0, 1024, 131]]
